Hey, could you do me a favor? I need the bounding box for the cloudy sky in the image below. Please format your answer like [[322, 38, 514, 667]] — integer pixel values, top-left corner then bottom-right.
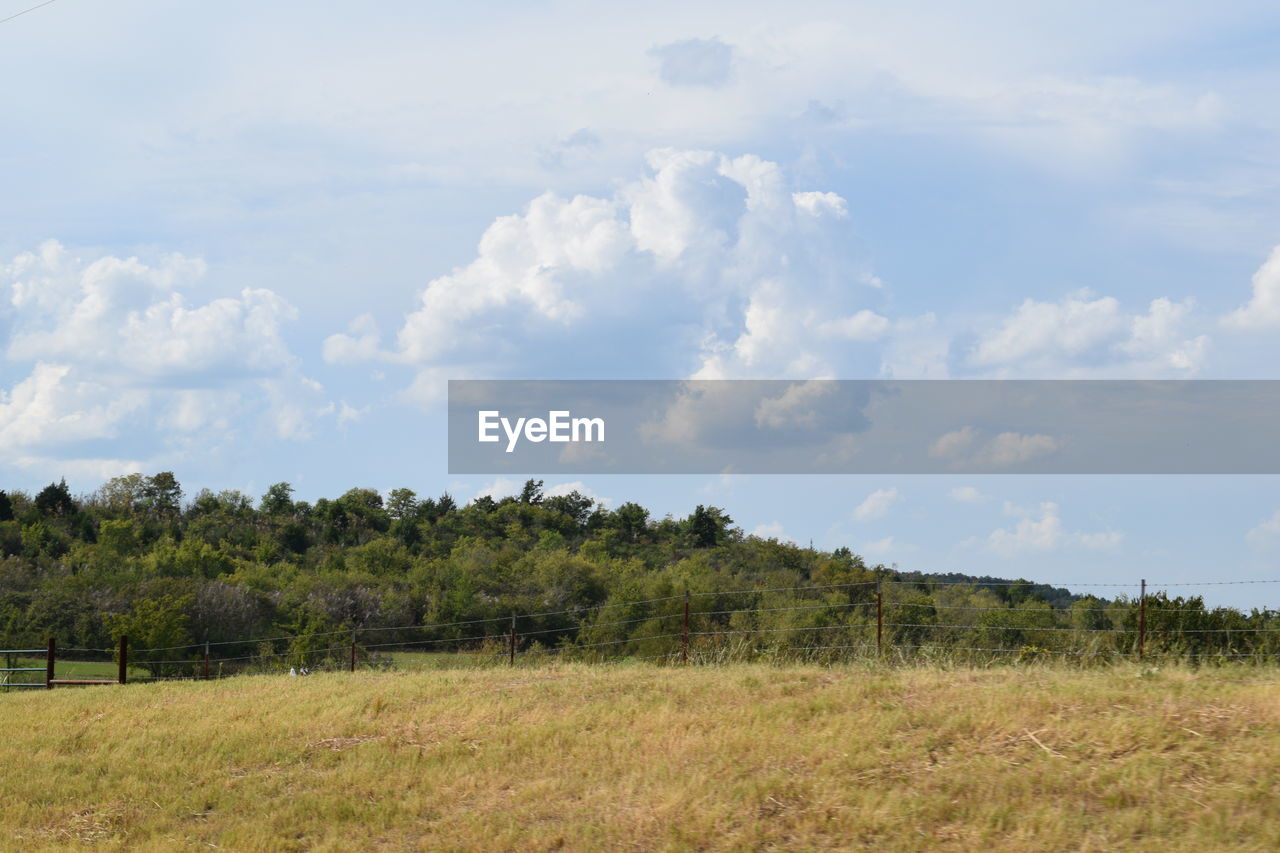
[[2, 0, 1279, 603]]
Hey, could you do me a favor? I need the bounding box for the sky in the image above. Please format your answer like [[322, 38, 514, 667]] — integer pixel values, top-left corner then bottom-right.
[[2, 0, 1279, 605]]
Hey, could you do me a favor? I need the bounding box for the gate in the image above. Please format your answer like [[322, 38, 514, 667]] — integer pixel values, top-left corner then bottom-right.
[[1, 648, 47, 691], [0, 638, 129, 690]]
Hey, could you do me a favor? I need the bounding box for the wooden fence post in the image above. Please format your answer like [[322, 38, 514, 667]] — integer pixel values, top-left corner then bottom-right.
[[203, 640, 210, 681], [682, 591, 690, 665], [118, 635, 128, 685], [350, 629, 357, 673], [46, 637, 54, 690], [876, 580, 883, 656], [509, 616, 516, 666], [1138, 578, 1147, 662]]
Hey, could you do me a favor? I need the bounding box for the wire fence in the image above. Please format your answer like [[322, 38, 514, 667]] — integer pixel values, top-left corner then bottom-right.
[[5, 576, 1280, 689]]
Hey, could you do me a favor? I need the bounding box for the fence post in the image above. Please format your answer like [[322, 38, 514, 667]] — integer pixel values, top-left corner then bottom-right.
[[46, 637, 55, 689], [1138, 578, 1147, 662], [682, 590, 690, 665], [203, 639, 210, 681], [508, 616, 516, 666], [118, 635, 128, 685], [350, 629, 357, 673], [876, 580, 883, 656]]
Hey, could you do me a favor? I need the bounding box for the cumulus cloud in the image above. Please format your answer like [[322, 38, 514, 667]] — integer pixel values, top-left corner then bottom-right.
[[329, 149, 889, 400], [964, 291, 1209, 377], [978, 501, 1123, 556], [751, 521, 795, 543], [649, 37, 734, 88], [545, 480, 613, 508], [1223, 246, 1280, 330], [0, 241, 325, 475], [853, 487, 901, 522], [949, 486, 986, 503], [929, 427, 1060, 469]]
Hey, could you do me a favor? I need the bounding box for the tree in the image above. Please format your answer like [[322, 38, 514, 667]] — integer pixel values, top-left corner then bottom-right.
[[387, 488, 419, 521], [543, 490, 594, 528], [688, 505, 733, 548], [34, 479, 76, 518], [607, 502, 650, 542], [0, 491, 12, 522], [518, 479, 545, 505], [111, 593, 195, 678], [142, 472, 183, 519], [96, 473, 147, 514], [260, 482, 295, 516]]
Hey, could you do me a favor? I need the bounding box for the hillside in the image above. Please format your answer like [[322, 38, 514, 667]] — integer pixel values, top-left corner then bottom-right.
[[3, 663, 1278, 850], [5, 476, 1274, 673]]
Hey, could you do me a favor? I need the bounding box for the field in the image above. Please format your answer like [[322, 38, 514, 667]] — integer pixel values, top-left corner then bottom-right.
[[1, 663, 1277, 851]]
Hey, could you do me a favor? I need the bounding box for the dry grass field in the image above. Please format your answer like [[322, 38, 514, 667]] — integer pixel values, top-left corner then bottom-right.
[[1, 662, 1277, 851]]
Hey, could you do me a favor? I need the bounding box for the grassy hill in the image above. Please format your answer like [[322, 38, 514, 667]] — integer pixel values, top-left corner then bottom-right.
[[2, 663, 1278, 851]]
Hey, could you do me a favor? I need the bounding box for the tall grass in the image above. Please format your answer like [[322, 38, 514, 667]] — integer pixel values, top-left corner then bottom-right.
[[1, 662, 1277, 850]]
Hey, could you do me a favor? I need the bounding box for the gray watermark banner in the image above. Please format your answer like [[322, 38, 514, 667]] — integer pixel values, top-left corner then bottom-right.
[[448, 380, 1280, 474]]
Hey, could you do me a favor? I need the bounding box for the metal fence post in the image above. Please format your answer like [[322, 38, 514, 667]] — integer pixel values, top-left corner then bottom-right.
[[118, 635, 128, 684], [350, 629, 357, 673], [1138, 578, 1147, 662], [203, 639, 210, 681], [46, 637, 54, 689], [508, 616, 516, 666]]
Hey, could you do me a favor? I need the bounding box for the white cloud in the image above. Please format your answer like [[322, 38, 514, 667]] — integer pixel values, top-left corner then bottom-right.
[[545, 481, 613, 509], [1223, 246, 1280, 330], [978, 432, 1061, 467], [816, 309, 890, 341], [981, 501, 1122, 556], [986, 501, 1065, 555], [966, 291, 1209, 377], [929, 427, 1060, 469], [853, 487, 901, 522], [753, 380, 833, 430], [929, 426, 978, 459], [949, 486, 986, 503], [473, 478, 524, 502], [751, 521, 794, 543], [0, 241, 325, 473], [331, 149, 888, 399], [1246, 510, 1280, 545], [792, 191, 848, 218], [5, 241, 295, 378]]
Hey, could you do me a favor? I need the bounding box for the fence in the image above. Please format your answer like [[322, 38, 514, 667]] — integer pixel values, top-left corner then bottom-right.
[[0, 637, 130, 690], [7, 577, 1279, 688]]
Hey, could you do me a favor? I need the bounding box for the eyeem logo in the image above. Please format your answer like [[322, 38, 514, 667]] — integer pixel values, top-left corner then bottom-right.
[[478, 410, 605, 453]]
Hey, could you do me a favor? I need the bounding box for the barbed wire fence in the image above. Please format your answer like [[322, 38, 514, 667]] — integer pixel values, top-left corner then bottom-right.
[[6, 577, 1280, 689]]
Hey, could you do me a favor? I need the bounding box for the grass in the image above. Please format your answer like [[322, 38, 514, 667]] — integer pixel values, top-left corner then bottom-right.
[[0, 662, 1277, 851]]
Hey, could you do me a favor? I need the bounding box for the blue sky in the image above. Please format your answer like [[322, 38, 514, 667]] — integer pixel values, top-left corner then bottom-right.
[[2, 0, 1279, 605]]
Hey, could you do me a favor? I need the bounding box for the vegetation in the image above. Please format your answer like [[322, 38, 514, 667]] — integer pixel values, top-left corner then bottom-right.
[[1, 663, 1277, 850], [1, 475, 1277, 678]]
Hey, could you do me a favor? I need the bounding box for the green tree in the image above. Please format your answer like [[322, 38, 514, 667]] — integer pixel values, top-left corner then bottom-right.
[[142, 472, 183, 519], [259, 482, 295, 516], [112, 594, 195, 678], [34, 479, 76, 518]]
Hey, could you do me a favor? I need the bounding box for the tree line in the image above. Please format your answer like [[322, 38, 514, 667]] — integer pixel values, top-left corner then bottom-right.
[[1, 475, 1276, 674]]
